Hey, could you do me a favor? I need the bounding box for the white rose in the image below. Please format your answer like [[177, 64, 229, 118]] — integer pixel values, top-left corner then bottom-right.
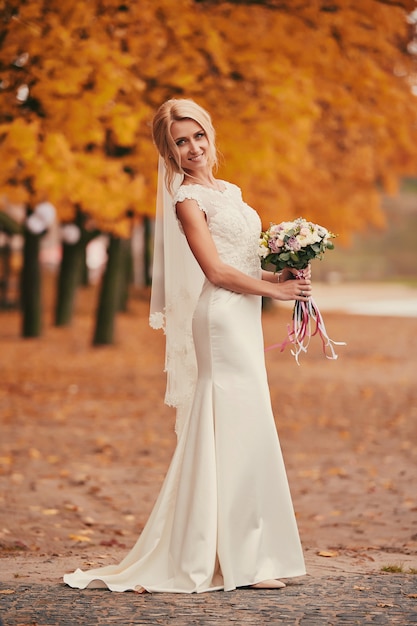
[[258, 244, 269, 258]]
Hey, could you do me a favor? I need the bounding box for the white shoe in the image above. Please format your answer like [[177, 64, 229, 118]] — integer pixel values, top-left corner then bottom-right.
[[250, 579, 286, 589]]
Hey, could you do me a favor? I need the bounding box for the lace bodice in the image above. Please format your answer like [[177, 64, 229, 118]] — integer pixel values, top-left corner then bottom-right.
[[174, 182, 262, 278]]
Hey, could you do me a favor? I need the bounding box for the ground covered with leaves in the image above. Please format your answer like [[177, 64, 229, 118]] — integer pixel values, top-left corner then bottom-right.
[[0, 283, 416, 583]]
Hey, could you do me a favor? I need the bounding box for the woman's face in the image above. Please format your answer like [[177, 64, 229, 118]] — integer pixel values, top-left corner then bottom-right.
[[170, 119, 210, 175]]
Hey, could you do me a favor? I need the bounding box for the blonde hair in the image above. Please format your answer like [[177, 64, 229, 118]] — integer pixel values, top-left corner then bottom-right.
[[152, 99, 218, 192]]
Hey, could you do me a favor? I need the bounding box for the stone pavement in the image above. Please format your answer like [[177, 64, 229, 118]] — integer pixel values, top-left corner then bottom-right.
[[1, 574, 417, 625]]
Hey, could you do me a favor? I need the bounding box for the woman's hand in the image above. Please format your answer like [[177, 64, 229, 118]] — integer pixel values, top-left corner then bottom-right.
[[273, 277, 311, 302], [281, 264, 312, 282], [274, 264, 312, 302]]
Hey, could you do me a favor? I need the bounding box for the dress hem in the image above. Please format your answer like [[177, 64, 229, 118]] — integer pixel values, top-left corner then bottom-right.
[[63, 568, 307, 594]]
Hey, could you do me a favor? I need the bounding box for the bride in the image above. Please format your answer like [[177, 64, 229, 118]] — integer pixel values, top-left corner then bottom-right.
[[64, 99, 310, 593]]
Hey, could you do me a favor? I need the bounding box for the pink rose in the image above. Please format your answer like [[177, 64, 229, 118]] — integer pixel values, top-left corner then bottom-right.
[[269, 237, 284, 253], [287, 236, 301, 251]]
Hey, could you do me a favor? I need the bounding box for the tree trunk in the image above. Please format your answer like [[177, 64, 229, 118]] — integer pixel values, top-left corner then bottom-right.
[[117, 238, 133, 313], [92, 235, 123, 345], [21, 229, 42, 337], [0, 211, 22, 310], [80, 245, 89, 287], [54, 240, 85, 326], [0, 240, 12, 309]]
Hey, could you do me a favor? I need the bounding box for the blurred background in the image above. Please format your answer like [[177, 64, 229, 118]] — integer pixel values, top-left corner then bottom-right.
[[1, 0, 417, 340]]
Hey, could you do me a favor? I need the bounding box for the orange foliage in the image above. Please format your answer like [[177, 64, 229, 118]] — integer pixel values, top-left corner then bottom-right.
[[0, 0, 416, 237]]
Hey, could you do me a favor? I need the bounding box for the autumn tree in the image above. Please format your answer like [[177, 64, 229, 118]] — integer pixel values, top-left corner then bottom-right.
[[1, 0, 417, 339], [0, 1, 148, 338], [178, 0, 417, 233]]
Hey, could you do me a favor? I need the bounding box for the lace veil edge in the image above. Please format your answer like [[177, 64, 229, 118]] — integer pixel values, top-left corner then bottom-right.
[[149, 156, 205, 436]]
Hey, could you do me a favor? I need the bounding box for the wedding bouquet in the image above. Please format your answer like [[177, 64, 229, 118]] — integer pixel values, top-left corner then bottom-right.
[[259, 217, 345, 363]]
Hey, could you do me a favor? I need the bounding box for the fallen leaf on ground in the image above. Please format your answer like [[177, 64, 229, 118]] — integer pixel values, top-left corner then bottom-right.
[[42, 509, 59, 516], [100, 538, 126, 548], [318, 550, 339, 557], [68, 534, 92, 542], [63, 503, 79, 511], [327, 467, 348, 477], [29, 448, 42, 459]]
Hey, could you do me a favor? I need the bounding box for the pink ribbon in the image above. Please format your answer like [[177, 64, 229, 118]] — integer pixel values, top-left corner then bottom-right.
[[265, 278, 346, 363]]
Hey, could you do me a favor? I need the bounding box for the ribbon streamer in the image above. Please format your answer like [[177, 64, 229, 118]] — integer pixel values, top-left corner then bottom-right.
[[265, 270, 346, 363], [265, 298, 346, 364]]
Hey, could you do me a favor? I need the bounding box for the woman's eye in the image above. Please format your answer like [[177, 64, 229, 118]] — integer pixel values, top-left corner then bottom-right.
[[196, 133, 205, 139]]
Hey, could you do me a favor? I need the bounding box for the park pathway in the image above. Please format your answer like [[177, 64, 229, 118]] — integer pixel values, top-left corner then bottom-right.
[[1, 573, 417, 625]]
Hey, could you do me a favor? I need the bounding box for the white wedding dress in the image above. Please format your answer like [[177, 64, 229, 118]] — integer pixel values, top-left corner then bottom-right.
[[64, 182, 306, 593]]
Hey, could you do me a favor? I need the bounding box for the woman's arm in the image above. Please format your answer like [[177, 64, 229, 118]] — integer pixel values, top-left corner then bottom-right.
[[262, 270, 280, 283], [176, 198, 311, 302]]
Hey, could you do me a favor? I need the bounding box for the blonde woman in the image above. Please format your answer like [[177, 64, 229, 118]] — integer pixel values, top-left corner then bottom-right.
[[64, 99, 309, 594]]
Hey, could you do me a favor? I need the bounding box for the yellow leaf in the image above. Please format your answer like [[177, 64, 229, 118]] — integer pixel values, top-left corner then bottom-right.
[[0, 184, 30, 205], [68, 534, 92, 543], [110, 105, 139, 147], [63, 503, 79, 512], [327, 467, 348, 477], [318, 550, 339, 558], [0, 589, 15, 595], [10, 473, 24, 484], [42, 509, 59, 516], [46, 455, 60, 465], [0, 119, 40, 163]]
